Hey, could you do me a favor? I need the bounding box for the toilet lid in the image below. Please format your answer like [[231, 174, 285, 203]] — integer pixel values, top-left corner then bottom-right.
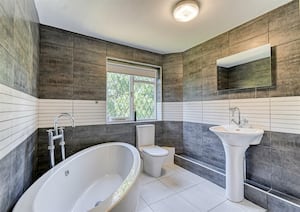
[[142, 146, 168, 157]]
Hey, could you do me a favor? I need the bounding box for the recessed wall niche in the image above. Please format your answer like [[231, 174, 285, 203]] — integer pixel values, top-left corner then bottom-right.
[[217, 44, 274, 91]]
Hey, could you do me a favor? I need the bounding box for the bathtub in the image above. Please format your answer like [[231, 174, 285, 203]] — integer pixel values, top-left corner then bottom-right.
[[13, 142, 141, 212]]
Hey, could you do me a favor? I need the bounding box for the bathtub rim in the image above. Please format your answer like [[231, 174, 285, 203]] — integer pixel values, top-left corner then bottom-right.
[[13, 142, 141, 212]]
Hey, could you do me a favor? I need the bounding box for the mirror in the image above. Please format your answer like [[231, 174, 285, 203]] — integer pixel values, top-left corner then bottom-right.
[[217, 44, 274, 91]]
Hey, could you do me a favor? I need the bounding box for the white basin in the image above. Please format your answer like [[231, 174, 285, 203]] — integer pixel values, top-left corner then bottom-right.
[[209, 125, 264, 146], [209, 125, 264, 202]]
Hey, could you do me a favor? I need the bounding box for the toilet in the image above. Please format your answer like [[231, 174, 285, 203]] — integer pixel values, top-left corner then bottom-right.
[[136, 124, 168, 177]]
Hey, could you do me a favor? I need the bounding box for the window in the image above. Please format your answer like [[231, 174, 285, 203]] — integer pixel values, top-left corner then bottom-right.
[[106, 59, 158, 122]]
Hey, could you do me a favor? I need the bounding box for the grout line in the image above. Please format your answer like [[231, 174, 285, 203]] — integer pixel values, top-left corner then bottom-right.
[[207, 199, 227, 212]]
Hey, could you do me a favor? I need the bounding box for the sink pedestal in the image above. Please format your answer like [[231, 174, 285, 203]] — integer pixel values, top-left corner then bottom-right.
[[209, 125, 264, 203], [223, 143, 248, 202]]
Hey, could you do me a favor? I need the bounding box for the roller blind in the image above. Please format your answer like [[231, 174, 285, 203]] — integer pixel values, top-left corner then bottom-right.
[[107, 59, 157, 78]]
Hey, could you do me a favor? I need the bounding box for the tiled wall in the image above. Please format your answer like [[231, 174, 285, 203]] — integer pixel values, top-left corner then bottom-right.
[[36, 25, 174, 176], [0, 0, 39, 211], [168, 0, 300, 207], [5, 1, 297, 211], [162, 53, 183, 102], [39, 25, 162, 100], [36, 121, 181, 176]]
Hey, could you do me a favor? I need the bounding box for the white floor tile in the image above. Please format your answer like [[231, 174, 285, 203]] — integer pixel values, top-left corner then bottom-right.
[[137, 205, 153, 212], [179, 183, 227, 211], [140, 181, 174, 204], [159, 170, 204, 192], [137, 197, 148, 210], [139, 172, 157, 185], [150, 194, 199, 212], [210, 200, 266, 212], [138, 165, 264, 212], [159, 164, 178, 178], [198, 179, 226, 197]]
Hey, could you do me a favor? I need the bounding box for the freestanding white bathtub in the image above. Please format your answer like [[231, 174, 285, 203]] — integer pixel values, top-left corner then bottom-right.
[[13, 142, 141, 212]]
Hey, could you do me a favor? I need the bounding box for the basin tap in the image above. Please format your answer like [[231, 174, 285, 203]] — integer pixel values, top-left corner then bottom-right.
[[229, 107, 241, 127], [54, 113, 75, 135]]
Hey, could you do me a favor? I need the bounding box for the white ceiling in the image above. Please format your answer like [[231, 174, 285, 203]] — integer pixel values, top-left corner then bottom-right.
[[34, 0, 292, 54]]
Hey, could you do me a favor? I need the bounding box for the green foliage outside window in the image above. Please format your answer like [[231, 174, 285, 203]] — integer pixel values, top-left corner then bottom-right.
[[107, 72, 156, 121]]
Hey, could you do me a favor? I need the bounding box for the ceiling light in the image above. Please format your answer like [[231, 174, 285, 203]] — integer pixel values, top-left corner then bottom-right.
[[173, 0, 199, 22]]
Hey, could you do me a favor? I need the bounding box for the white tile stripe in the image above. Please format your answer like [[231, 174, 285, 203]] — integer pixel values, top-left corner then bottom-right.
[[181, 97, 300, 134], [9, 95, 300, 135], [1, 80, 300, 160], [162, 102, 183, 121], [0, 83, 38, 160], [38, 99, 106, 128]]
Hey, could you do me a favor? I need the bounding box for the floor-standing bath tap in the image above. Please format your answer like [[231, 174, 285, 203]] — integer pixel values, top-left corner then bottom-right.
[[47, 113, 75, 168]]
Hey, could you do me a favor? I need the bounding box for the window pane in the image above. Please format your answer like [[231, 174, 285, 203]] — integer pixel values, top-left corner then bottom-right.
[[134, 76, 155, 83], [107, 72, 130, 120], [134, 82, 155, 120]]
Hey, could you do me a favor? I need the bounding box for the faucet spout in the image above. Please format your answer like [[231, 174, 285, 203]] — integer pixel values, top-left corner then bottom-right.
[[53, 113, 75, 135], [229, 107, 241, 127]]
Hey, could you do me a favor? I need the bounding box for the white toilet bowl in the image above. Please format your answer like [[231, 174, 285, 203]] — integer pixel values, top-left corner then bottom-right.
[[136, 125, 169, 177], [141, 146, 168, 177]]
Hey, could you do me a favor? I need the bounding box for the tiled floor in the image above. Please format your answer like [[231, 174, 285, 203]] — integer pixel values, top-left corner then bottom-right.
[[137, 164, 266, 212]]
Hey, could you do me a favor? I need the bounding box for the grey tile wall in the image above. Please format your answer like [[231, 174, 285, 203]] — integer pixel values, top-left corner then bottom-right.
[[0, 0, 39, 211], [162, 54, 183, 102], [180, 120, 300, 200], [165, 1, 300, 209], [182, 122, 226, 170], [181, 0, 300, 101], [39, 25, 162, 100], [0, 131, 38, 212], [156, 121, 183, 153], [0, 0, 39, 97], [36, 121, 182, 177]]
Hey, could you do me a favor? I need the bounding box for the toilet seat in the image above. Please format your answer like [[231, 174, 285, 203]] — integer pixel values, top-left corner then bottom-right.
[[141, 146, 168, 157]]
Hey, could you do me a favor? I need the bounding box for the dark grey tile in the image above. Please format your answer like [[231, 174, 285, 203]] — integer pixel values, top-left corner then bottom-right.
[[229, 16, 268, 46], [73, 62, 106, 100], [162, 53, 183, 102], [73, 35, 106, 53], [73, 48, 106, 66], [267, 194, 300, 212], [158, 122, 183, 153], [246, 146, 272, 188], [0, 152, 11, 212], [9, 144, 25, 207], [40, 43, 73, 60], [271, 149, 300, 198], [40, 25, 74, 47], [0, 45, 14, 87], [133, 49, 162, 65], [38, 84, 73, 99], [106, 42, 134, 61], [244, 184, 268, 209], [0, 0, 15, 55], [271, 131, 300, 152]]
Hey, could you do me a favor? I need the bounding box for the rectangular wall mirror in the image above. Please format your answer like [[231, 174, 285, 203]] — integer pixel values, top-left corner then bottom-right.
[[217, 44, 274, 91]]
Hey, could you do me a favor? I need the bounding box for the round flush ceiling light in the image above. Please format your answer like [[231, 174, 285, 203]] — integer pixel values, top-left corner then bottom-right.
[[173, 0, 199, 22]]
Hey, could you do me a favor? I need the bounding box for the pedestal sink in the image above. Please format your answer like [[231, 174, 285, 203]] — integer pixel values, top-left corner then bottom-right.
[[209, 125, 264, 202]]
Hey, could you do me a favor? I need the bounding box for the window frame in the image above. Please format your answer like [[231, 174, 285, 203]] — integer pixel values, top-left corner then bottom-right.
[[106, 57, 161, 124]]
